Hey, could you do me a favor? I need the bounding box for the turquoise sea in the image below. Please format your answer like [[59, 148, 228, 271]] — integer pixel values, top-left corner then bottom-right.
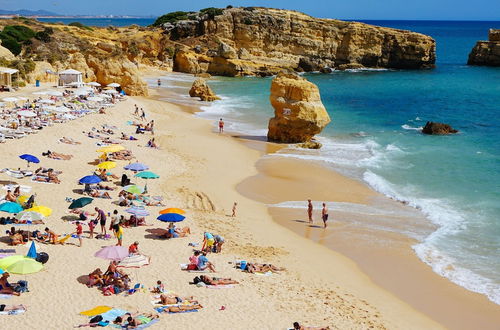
[[154, 20, 500, 305]]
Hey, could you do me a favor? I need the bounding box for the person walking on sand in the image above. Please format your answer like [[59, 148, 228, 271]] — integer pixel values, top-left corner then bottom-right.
[[218, 118, 224, 133], [72, 221, 83, 247], [114, 224, 123, 246], [140, 108, 146, 121], [307, 199, 313, 223], [134, 104, 139, 116], [322, 203, 329, 228], [95, 207, 107, 236], [231, 202, 237, 217]]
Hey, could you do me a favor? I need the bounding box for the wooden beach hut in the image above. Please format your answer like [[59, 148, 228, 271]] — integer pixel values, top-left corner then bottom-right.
[[0, 67, 19, 91]]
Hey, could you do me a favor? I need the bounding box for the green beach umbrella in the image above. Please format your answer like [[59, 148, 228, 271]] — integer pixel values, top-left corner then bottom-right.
[[124, 185, 144, 194], [4, 257, 43, 274], [0, 255, 24, 269], [69, 197, 94, 209], [134, 171, 159, 179]]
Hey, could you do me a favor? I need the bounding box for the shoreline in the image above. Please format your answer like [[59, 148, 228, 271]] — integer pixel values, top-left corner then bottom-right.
[[147, 71, 500, 328]]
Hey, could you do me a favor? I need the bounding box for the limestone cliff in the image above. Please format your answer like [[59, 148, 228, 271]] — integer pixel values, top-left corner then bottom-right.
[[189, 78, 220, 101], [165, 7, 436, 76], [268, 72, 331, 143], [468, 29, 500, 66]]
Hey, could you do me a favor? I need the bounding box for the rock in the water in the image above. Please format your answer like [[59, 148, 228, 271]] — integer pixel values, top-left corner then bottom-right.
[[422, 121, 458, 135], [267, 72, 331, 143], [298, 140, 323, 149], [468, 29, 500, 66], [189, 78, 220, 101]]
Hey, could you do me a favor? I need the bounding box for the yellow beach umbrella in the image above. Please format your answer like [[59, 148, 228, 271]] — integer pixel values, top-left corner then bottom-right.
[[98, 152, 108, 160], [27, 205, 52, 217], [96, 145, 124, 153], [0, 255, 24, 269], [5, 257, 43, 274], [97, 161, 116, 170], [159, 208, 185, 215]]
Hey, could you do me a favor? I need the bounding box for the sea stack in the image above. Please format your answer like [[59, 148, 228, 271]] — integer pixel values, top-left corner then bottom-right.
[[189, 78, 220, 101], [422, 121, 458, 135], [267, 72, 331, 143], [467, 29, 500, 66]]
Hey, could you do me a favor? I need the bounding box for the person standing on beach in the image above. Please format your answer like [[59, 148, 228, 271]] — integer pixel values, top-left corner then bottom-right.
[[72, 221, 83, 247], [231, 202, 237, 217], [322, 203, 329, 228], [114, 224, 123, 246], [95, 207, 107, 236], [157, 79, 161, 87], [218, 118, 224, 133], [140, 108, 146, 121], [134, 104, 139, 116], [307, 199, 313, 223]]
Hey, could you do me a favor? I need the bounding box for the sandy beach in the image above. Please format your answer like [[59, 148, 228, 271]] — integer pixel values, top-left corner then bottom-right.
[[0, 74, 496, 330]]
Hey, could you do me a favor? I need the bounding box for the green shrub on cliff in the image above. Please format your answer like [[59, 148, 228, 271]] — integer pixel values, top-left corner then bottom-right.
[[0, 25, 36, 56], [35, 27, 54, 42], [200, 7, 224, 19], [152, 11, 191, 26], [68, 22, 93, 31]]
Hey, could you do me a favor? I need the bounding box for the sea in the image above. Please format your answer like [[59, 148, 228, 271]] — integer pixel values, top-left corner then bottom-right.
[[42, 17, 500, 304]]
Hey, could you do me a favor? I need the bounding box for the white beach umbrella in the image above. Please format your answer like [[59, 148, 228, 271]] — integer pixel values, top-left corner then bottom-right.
[[68, 81, 83, 86], [46, 90, 63, 97], [2, 97, 19, 102], [38, 99, 55, 104], [33, 91, 49, 95], [86, 82, 101, 87], [87, 96, 104, 102], [107, 82, 120, 88], [18, 110, 37, 117], [103, 89, 118, 94], [54, 106, 71, 113], [43, 105, 57, 111], [98, 94, 112, 99], [17, 97, 28, 101]]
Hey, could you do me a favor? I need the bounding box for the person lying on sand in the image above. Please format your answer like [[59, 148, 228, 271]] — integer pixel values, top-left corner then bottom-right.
[[6, 227, 23, 246], [89, 189, 112, 199], [33, 169, 61, 184], [157, 293, 198, 305], [110, 150, 134, 161], [97, 168, 119, 180], [96, 183, 115, 191], [121, 132, 138, 141], [0, 272, 20, 296], [159, 304, 203, 313], [42, 150, 73, 160], [238, 262, 286, 274], [292, 322, 330, 330], [115, 314, 159, 328], [0, 304, 26, 312], [198, 275, 238, 285], [87, 268, 105, 287], [60, 136, 80, 144]]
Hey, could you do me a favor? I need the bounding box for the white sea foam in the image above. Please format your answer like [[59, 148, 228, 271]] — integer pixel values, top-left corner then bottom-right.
[[401, 124, 423, 131]]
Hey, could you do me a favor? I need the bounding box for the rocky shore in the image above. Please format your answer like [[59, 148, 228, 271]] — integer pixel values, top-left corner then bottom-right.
[[468, 29, 500, 66]]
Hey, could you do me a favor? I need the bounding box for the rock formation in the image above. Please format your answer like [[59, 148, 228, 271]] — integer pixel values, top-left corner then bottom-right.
[[422, 122, 458, 135], [268, 72, 331, 143], [189, 78, 220, 101], [0, 40, 15, 60], [166, 7, 435, 76], [468, 29, 500, 66]]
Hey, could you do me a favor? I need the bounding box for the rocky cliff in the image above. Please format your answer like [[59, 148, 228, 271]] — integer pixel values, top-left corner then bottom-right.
[[164, 7, 436, 76], [468, 29, 500, 66], [189, 78, 220, 101], [268, 72, 330, 143]]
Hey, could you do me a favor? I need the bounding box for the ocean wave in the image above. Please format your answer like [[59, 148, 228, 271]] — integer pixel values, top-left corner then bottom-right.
[[401, 124, 423, 131]]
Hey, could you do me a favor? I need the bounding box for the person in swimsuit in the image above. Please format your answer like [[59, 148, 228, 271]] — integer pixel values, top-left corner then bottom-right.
[[114, 224, 123, 246], [0, 273, 20, 296], [0, 304, 26, 312], [321, 202, 329, 228], [4, 190, 16, 202], [71, 221, 83, 247], [307, 199, 313, 223], [95, 207, 107, 236], [199, 275, 238, 285], [218, 118, 224, 133], [44, 227, 62, 244], [157, 293, 198, 305], [231, 202, 237, 217]]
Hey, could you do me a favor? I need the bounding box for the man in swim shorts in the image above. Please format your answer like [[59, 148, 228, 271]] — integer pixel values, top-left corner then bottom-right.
[[322, 203, 329, 228]]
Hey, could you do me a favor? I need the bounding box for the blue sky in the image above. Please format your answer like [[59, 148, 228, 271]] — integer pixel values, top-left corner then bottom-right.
[[1, 0, 499, 20]]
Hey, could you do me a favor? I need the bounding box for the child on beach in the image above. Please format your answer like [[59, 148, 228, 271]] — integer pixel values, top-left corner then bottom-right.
[[151, 280, 164, 293], [71, 221, 83, 247], [231, 202, 237, 217]]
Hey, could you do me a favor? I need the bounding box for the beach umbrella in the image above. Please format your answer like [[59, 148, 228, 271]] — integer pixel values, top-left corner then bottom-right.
[[159, 208, 185, 215], [46, 90, 63, 97], [69, 197, 93, 209], [2, 97, 18, 102], [79, 175, 102, 184], [103, 89, 118, 94], [118, 254, 149, 268], [19, 154, 40, 167], [26, 205, 52, 217], [125, 206, 149, 217], [4, 257, 43, 274], [96, 161, 116, 170], [124, 185, 144, 194], [18, 110, 37, 117], [86, 82, 101, 87], [107, 83, 120, 87], [16, 211, 44, 222], [0, 202, 23, 213], [26, 241, 37, 259], [38, 99, 55, 104], [99, 93, 112, 99], [0, 255, 24, 269], [96, 145, 124, 153], [54, 106, 71, 113], [94, 246, 129, 261], [124, 162, 149, 171], [134, 171, 159, 179], [33, 91, 49, 95], [157, 213, 185, 223]]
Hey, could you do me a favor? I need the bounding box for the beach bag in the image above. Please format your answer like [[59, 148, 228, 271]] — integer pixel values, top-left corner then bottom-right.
[[89, 315, 103, 323], [36, 252, 49, 264], [14, 280, 29, 293]]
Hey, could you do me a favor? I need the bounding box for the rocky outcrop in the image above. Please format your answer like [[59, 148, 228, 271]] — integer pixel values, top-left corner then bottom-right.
[[267, 72, 331, 143], [422, 122, 458, 135], [168, 7, 435, 77], [298, 140, 323, 149], [468, 29, 500, 66], [189, 78, 220, 101], [0, 40, 15, 60]]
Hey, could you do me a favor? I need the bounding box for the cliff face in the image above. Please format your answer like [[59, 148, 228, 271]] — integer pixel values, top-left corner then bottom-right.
[[268, 72, 331, 143], [468, 29, 500, 66], [166, 7, 436, 76]]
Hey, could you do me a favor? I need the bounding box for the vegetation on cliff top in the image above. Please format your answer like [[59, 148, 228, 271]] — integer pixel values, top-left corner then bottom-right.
[[0, 25, 35, 56], [152, 7, 225, 27]]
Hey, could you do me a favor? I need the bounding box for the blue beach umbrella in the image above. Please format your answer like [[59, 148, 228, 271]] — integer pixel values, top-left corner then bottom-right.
[[79, 175, 102, 184], [0, 202, 23, 213], [157, 213, 185, 223], [27, 241, 37, 259], [124, 162, 149, 171], [19, 154, 40, 167]]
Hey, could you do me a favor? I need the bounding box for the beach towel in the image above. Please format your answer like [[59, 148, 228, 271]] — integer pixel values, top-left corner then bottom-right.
[[80, 305, 112, 316], [0, 294, 13, 299], [31, 176, 54, 184], [205, 284, 235, 289], [99, 308, 128, 322], [0, 308, 25, 315], [57, 235, 71, 244], [135, 318, 159, 329], [180, 264, 208, 273], [155, 306, 198, 314]]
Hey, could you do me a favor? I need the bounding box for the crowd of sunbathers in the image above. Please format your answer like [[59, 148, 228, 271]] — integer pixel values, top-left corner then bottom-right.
[[87, 262, 131, 295], [33, 167, 61, 184]]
